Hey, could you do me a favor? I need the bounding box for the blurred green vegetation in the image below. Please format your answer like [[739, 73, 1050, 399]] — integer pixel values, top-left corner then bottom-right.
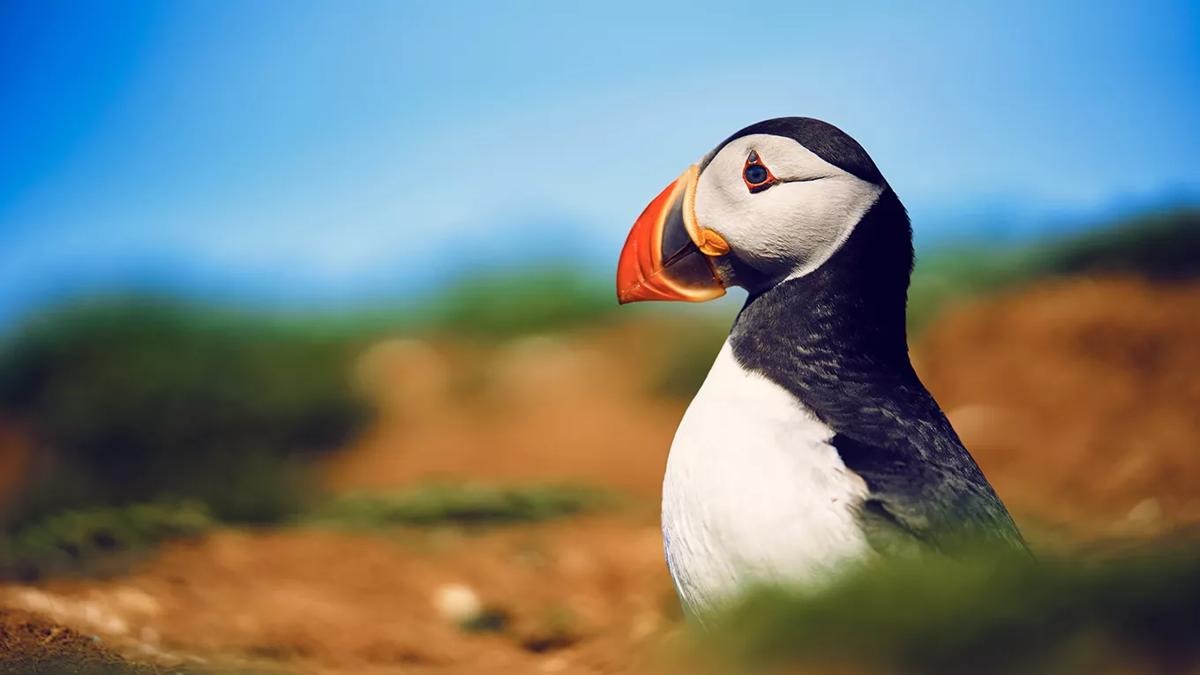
[[1042, 208, 1200, 279], [304, 483, 614, 529], [0, 298, 367, 525], [0, 502, 212, 581], [908, 207, 1200, 330], [425, 267, 617, 339], [705, 544, 1200, 675], [0, 484, 612, 581]]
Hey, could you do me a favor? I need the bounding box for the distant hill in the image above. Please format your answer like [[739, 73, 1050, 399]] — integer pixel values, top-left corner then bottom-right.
[[908, 207, 1200, 328]]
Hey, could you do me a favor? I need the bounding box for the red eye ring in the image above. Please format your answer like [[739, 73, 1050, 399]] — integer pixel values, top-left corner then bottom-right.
[[742, 150, 776, 193]]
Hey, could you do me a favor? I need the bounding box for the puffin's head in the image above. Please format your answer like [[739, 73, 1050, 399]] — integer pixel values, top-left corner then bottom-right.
[[617, 117, 892, 303]]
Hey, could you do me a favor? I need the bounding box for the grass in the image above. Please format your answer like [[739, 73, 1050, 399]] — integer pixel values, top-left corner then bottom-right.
[[423, 267, 618, 339], [0, 297, 367, 525], [0, 484, 614, 581], [703, 543, 1200, 675], [1040, 207, 1200, 280], [0, 502, 213, 581], [908, 207, 1200, 331], [303, 483, 615, 529]]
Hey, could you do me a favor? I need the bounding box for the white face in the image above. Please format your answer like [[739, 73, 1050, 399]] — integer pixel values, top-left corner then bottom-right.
[[693, 133, 884, 285]]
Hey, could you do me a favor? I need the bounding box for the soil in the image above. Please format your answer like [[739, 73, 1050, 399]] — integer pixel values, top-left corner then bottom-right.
[[3, 517, 676, 675], [917, 276, 1200, 536], [0, 608, 140, 674], [4, 275, 1200, 673], [328, 321, 688, 497]]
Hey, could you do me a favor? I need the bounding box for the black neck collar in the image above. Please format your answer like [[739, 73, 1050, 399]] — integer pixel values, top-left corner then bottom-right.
[[730, 188, 915, 382]]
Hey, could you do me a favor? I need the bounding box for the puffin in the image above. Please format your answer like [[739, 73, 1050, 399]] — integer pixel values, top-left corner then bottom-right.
[[616, 117, 1025, 616]]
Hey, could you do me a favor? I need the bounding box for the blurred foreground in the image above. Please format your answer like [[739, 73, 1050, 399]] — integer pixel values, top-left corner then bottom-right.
[[1, 211, 1199, 674]]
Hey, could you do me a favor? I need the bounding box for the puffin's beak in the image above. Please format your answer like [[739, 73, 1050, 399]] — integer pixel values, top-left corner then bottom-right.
[[616, 165, 727, 304]]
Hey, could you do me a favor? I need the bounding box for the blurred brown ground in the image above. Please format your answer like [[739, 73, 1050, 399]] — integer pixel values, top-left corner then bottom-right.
[[920, 277, 1200, 537], [2, 275, 1199, 674]]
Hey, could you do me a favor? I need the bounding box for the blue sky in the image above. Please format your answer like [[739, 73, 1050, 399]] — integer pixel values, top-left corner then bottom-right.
[[2, 0, 1198, 322]]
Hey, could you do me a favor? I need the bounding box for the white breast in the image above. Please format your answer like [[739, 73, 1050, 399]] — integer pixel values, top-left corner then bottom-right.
[[662, 341, 871, 615]]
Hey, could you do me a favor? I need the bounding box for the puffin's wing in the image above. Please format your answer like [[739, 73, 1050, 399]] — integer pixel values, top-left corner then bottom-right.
[[832, 432, 1027, 554]]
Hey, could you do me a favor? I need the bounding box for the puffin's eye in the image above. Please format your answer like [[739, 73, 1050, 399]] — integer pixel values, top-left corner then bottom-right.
[[742, 151, 776, 193]]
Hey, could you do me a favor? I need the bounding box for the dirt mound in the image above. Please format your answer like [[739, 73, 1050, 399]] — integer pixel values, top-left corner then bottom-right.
[[916, 276, 1200, 535], [0, 608, 138, 674], [327, 324, 687, 497]]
